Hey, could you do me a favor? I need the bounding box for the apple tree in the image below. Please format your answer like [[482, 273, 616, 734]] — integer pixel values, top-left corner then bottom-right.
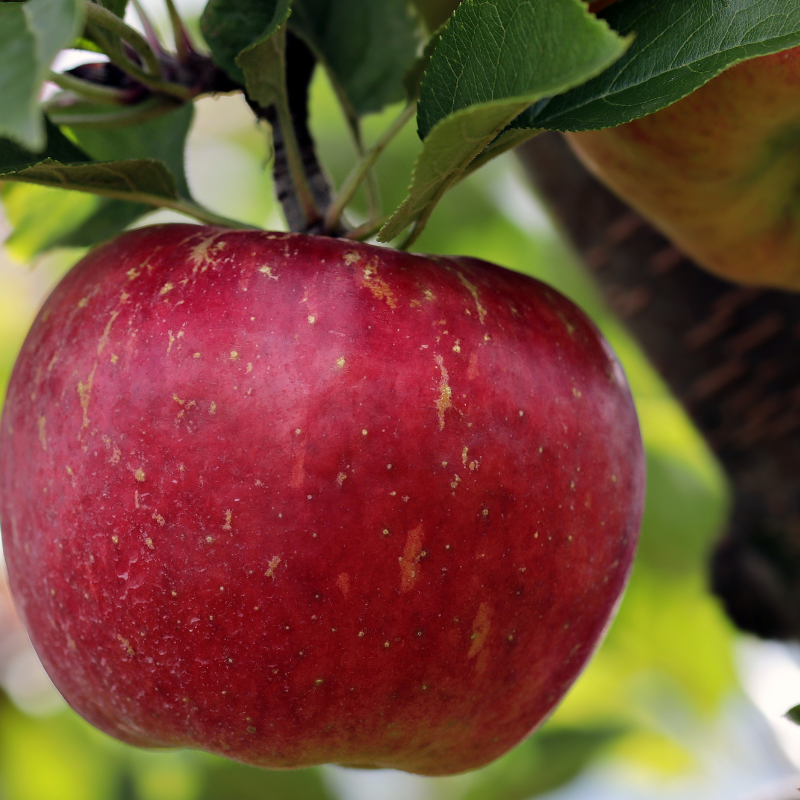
[[1, 0, 800, 797]]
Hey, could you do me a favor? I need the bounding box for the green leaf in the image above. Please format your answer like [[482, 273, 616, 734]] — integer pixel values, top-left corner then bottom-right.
[[46, 95, 183, 131], [70, 37, 105, 54], [518, 0, 800, 131], [461, 127, 537, 179], [289, 0, 421, 117], [1, 159, 178, 204], [236, 22, 289, 109], [56, 99, 196, 250], [0, 0, 85, 150], [0, 105, 195, 258], [379, 104, 523, 242], [786, 704, 800, 726], [1, 113, 247, 233], [379, 0, 628, 242], [67, 102, 195, 200], [200, 0, 292, 86], [0, 122, 178, 206]]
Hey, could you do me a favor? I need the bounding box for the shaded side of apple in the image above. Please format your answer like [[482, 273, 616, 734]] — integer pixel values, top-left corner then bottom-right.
[[0, 225, 644, 775], [566, 46, 800, 291]]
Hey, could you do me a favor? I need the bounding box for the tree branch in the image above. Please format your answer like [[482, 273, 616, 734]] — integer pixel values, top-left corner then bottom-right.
[[249, 32, 337, 235]]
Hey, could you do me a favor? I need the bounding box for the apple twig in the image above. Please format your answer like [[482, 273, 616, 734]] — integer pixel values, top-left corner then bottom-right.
[[251, 32, 335, 234], [273, 89, 321, 229]]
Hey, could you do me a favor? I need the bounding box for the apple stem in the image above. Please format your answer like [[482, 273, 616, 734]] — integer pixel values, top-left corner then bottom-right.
[[325, 101, 417, 235]]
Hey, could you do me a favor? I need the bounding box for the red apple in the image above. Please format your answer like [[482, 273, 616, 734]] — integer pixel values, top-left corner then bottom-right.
[[0, 224, 644, 775], [566, 45, 800, 290]]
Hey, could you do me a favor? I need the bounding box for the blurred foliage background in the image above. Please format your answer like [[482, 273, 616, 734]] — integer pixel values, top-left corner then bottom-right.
[[1, 5, 800, 799]]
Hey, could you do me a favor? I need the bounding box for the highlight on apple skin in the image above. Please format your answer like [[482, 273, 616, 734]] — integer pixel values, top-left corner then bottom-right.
[[0, 224, 645, 776], [566, 45, 800, 291]]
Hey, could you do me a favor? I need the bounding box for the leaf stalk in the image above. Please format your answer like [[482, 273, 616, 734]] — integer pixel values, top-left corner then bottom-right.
[[47, 70, 130, 105], [84, 1, 162, 78], [325, 101, 416, 234]]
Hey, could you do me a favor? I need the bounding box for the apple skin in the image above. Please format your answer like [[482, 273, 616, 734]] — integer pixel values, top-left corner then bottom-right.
[[0, 224, 644, 776], [566, 46, 800, 291]]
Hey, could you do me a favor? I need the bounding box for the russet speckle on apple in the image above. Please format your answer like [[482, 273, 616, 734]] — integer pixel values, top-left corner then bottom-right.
[[0, 224, 644, 775]]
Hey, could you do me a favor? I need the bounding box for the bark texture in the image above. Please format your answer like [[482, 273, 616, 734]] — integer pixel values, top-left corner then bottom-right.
[[252, 33, 335, 235]]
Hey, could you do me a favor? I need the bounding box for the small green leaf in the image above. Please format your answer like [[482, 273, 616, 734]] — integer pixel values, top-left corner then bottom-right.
[[236, 22, 289, 109], [786, 704, 800, 726], [289, 0, 421, 117], [380, 0, 628, 242], [67, 103, 195, 200], [1, 159, 178, 204], [201, 0, 292, 86], [0, 105, 196, 259], [462, 127, 536, 179], [0, 0, 85, 150], [71, 37, 105, 54], [16, 102, 198, 254], [1, 116, 246, 233], [0, 122, 178, 203], [519, 0, 800, 131]]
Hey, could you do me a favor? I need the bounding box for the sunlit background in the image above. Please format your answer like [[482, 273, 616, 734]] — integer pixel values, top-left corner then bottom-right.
[[1, 2, 800, 798]]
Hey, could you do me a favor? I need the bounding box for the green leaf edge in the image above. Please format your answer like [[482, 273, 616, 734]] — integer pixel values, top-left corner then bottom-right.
[[522, 1, 800, 131], [379, 0, 632, 242]]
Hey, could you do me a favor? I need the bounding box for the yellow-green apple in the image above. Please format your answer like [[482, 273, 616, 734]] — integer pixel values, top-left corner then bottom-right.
[[565, 44, 800, 290], [0, 224, 644, 775]]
